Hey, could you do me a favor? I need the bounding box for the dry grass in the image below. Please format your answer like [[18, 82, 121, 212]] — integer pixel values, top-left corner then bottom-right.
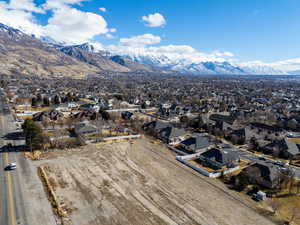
[[17, 115, 32, 120], [278, 196, 300, 224], [30, 107, 52, 112], [24, 151, 43, 160], [288, 138, 300, 145], [79, 98, 95, 104]]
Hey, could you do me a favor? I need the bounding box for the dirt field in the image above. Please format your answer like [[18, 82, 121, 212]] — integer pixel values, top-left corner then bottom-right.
[[34, 138, 278, 225]]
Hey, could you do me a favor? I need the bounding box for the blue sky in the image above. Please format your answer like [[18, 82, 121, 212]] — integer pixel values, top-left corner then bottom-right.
[[0, 0, 299, 64], [83, 0, 300, 62]]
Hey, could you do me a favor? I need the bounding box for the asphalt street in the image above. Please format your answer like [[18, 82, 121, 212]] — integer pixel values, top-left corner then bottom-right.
[[0, 91, 28, 225]]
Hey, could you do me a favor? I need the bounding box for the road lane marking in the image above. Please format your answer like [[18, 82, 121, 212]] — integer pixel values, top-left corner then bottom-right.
[[4, 153, 17, 225]]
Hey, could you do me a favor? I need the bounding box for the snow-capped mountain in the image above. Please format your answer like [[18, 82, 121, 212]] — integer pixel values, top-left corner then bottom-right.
[[125, 54, 287, 75], [39, 36, 65, 47], [64, 42, 96, 52], [0, 23, 25, 39], [238, 61, 289, 75], [0, 22, 298, 76]]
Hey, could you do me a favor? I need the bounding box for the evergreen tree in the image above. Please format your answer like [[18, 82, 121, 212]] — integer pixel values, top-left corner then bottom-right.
[[54, 95, 60, 105], [31, 97, 37, 107], [37, 93, 42, 102], [43, 97, 50, 106], [22, 119, 45, 151]]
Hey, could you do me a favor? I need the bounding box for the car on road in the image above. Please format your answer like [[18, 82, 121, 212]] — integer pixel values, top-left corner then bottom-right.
[[5, 163, 17, 170], [273, 161, 289, 167], [274, 161, 284, 166]]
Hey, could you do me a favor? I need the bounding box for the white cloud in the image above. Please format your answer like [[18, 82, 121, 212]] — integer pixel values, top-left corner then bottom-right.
[[105, 33, 115, 39], [42, 0, 115, 44], [120, 34, 161, 47], [99, 7, 106, 12], [0, 0, 115, 44], [109, 28, 116, 33], [142, 13, 166, 27], [105, 34, 234, 64], [267, 58, 300, 71], [0, 1, 44, 36], [212, 51, 234, 58], [43, 7, 110, 44], [8, 0, 44, 13], [239, 58, 300, 72], [42, 0, 89, 10], [90, 42, 104, 51]]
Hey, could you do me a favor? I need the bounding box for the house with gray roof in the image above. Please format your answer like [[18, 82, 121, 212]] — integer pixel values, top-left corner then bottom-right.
[[158, 126, 186, 145], [143, 121, 171, 135], [244, 162, 280, 189], [179, 135, 213, 153], [74, 121, 99, 137], [280, 138, 300, 159], [198, 148, 239, 170]]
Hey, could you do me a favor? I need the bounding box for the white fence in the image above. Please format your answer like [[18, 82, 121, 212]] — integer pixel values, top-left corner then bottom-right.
[[103, 134, 141, 141], [176, 153, 240, 178], [86, 134, 141, 144], [167, 146, 188, 156]]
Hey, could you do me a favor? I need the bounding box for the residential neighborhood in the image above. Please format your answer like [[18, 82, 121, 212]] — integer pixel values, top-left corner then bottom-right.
[[0, 1, 300, 224]]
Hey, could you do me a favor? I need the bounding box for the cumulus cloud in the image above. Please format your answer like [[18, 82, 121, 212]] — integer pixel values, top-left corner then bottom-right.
[[99, 7, 106, 12], [7, 0, 44, 13], [109, 28, 117, 33], [40, 0, 114, 44], [0, 0, 115, 44], [0, 1, 44, 36], [42, 0, 89, 10], [242, 58, 300, 72], [105, 34, 234, 64], [120, 34, 161, 47], [142, 13, 166, 27], [105, 33, 115, 39], [43, 7, 110, 44], [212, 51, 234, 58]]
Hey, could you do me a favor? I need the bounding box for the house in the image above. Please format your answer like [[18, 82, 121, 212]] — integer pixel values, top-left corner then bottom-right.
[[157, 126, 186, 145], [261, 138, 300, 159], [179, 135, 213, 153], [143, 121, 171, 134], [209, 114, 236, 129], [281, 139, 300, 159], [244, 162, 280, 189], [198, 148, 239, 170], [249, 122, 283, 139], [74, 109, 100, 121], [32, 109, 64, 122], [74, 121, 99, 137], [226, 128, 246, 145]]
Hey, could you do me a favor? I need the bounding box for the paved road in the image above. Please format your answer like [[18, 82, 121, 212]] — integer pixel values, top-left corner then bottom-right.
[[0, 91, 28, 225]]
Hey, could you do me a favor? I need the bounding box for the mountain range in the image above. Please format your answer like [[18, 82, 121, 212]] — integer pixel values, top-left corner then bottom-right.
[[0, 23, 298, 77]]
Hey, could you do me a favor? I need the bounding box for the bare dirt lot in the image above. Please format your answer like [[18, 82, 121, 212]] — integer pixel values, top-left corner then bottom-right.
[[34, 137, 278, 225]]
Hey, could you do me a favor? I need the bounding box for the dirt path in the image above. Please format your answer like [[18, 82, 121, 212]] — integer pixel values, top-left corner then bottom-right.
[[37, 138, 277, 225]]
